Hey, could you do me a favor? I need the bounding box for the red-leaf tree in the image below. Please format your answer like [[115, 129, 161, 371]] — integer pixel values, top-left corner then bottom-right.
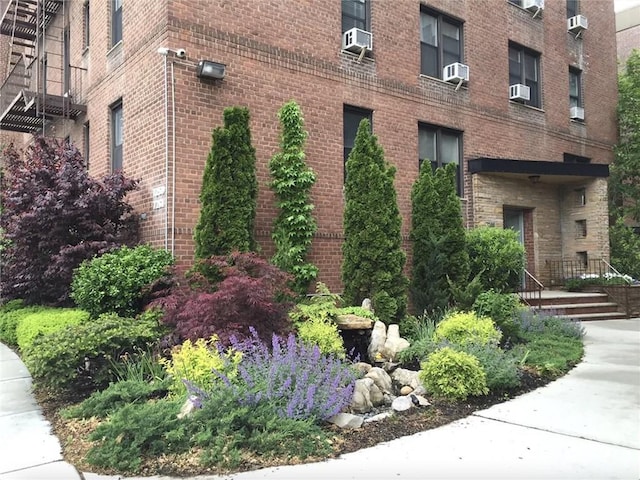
[[0, 137, 139, 305]]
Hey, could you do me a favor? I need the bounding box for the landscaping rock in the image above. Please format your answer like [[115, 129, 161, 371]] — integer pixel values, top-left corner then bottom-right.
[[391, 368, 422, 390], [381, 361, 400, 373], [364, 411, 394, 423], [351, 378, 374, 413], [327, 413, 364, 429], [391, 395, 413, 412], [361, 297, 373, 312], [400, 386, 414, 396], [365, 367, 393, 394], [383, 324, 410, 361], [411, 394, 431, 407], [353, 362, 372, 376], [368, 321, 387, 363], [336, 314, 374, 330], [369, 382, 385, 407]]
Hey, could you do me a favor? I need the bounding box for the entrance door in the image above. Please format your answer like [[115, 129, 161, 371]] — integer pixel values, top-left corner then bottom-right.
[[504, 208, 525, 288], [503, 208, 524, 244]]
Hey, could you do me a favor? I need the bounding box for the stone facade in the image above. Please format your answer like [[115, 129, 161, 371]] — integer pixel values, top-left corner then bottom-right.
[[0, 0, 619, 292]]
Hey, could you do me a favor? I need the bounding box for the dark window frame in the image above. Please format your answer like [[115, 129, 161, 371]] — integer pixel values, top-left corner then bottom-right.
[[62, 26, 70, 94], [569, 67, 582, 109], [342, 0, 370, 33], [566, 0, 578, 18], [111, 101, 123, 172], [83, 1, 90, 49], [575, 219, 587, 239], [420, 8, 463, 80], [418, 123, 464, 196], [343, 105, 373, 182], [111, 0, 122, 47], [509, 42, 541, 108], [84, 121, 90, 169]]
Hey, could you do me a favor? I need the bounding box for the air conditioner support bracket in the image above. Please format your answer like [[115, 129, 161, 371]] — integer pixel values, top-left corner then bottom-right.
[[357, 47, 366, 63]]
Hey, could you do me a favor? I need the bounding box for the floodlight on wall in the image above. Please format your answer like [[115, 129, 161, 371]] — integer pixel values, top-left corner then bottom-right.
[[197, 60, 226, 80]]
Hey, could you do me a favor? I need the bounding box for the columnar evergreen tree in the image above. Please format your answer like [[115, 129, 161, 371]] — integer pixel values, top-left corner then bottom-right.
[[434, 163, 470, 296], [194, 107, 257, 259], [342, 119, 407, 324], [269, 100, 318, 294], [410, 162, 469, 314], [0, 138, 139, 305]]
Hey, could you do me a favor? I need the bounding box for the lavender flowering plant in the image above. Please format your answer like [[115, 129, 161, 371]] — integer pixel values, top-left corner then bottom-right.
[[216, 327, 356, 421]]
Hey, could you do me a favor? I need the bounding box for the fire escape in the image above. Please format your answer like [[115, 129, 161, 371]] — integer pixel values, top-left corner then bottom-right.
[[0, 0, 85, 133]]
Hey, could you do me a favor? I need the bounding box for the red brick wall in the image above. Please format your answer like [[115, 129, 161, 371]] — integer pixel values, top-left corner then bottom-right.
[[0, 0, 619, 293]]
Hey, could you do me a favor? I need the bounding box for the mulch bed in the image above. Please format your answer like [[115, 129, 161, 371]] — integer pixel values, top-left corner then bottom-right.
[[34, 368, 552, 478]]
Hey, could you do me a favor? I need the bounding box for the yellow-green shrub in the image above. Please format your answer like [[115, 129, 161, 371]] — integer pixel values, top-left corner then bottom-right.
[[16, 308, 90, 351], [419, 347, 488, 400], [0, 302, 44, 346], [160, 336, 242, 397], [296, 317, 345, 357], [433, 311, 501, 346]]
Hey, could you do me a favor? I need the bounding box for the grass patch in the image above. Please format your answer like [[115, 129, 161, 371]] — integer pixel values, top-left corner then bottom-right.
[[520, 333, 583, 377]]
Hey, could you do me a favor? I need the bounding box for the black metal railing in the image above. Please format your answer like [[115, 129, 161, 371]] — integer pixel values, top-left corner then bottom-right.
[[545, 258, 630, 286], [518, 269, 543, 309]]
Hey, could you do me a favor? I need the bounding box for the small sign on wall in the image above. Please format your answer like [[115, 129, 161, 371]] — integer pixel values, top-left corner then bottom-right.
[[153, 185, 166, 210]]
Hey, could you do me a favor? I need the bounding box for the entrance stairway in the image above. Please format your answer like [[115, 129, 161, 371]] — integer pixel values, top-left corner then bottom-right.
[[535, 290, 628, 321]]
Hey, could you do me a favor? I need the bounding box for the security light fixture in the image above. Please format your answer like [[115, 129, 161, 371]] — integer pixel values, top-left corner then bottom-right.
[[528, 175, 541, 184], [197, 60, 226, 80]]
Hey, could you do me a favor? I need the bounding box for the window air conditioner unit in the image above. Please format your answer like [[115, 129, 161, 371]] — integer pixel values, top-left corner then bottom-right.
[[522, 0, 544, 13], [570, 106, 584, 120], [342, 27, 372, 53], [568, 15, 588, 33], [510, 83, 530, 101], [443, 62, 469, 84]]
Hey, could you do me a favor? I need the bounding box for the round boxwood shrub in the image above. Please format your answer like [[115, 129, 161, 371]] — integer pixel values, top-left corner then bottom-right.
[[433, 311, 502, 346], [419, 347, 488, 400], [71, 244, 174, 318], [472, 290, 523, 344], [466, 226, 525, 292]]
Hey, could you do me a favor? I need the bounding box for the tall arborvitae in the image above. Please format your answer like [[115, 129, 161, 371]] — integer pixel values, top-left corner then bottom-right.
[[410, 162, 469, 314], [434, 163, 470, 298], [194, 107, 257, 259], [269, 100, 318, 294], [342, 119, 407, 324]]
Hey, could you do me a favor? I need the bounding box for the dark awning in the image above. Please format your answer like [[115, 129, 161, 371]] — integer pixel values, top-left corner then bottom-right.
[[468, 157, 609, 178]]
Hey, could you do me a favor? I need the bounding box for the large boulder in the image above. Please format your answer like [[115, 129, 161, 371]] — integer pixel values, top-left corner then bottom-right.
[[383, 324, 410, 361], [365, 367, 393, 394], [327, 412, 364, 429], [350, 378, 374, 413], [368, 321, 387, 363], [391, 395, 413, 412], [391, 368, 422, 390]]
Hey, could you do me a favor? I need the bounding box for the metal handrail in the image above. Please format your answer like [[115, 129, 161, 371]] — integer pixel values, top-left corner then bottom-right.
[[601, 258, 632, 284], [519, 269, 543, 309]]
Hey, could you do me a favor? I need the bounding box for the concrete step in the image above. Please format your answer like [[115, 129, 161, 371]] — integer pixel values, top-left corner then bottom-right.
[[562, 311, 629, 322], [537, 293, 609, 307], [539, 302, 620, 316]]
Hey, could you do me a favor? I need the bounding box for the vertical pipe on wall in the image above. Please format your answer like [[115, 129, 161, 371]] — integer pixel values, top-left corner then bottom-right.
[[162, 53, 169, 251], [170, 60, 176, 256]]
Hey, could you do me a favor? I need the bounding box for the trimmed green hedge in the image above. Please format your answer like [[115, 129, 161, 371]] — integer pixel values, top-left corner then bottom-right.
[[16, 308, 89, 351], [0, 302, 45, 346]]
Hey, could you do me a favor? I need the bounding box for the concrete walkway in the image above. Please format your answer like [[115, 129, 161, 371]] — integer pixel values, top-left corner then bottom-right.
[[1, 319, 639, 480]]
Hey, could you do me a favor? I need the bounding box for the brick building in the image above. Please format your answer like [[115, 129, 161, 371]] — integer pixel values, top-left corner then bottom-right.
[[616, 3, 640, 66], [0, 0, 618, 291]]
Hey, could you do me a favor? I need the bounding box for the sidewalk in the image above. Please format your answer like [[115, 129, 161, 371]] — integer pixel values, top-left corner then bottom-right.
[[1, 319, 639, 480]]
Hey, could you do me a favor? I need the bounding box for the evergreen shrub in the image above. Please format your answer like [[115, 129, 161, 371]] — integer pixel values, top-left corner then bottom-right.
[[419, 347, 488, 400], [433, 311, 502, 346], [0, 302, 44, 345], [16, 308, 89, 351], [71, 244, 174, 318], [466, 226, 525, 292], [473, 290, 523, 344]]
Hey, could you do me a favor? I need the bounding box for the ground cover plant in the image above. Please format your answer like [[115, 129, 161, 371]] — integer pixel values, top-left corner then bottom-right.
[[27, 301, 585, 478]]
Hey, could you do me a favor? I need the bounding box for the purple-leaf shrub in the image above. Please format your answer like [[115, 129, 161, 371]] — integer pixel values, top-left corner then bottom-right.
[[0, 138, 138, 305], [150, 252, 294, 346], [223, 328, 357, 421]]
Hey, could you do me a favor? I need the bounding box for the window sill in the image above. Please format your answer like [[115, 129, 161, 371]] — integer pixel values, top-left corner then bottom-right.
[[509, 100, 544, 112], [107, 40, 123, 57], [419, 74, 469, 90], [570, 118, 585, 125]]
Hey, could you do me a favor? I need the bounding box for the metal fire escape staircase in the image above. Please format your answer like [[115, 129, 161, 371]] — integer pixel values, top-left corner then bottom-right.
[[0, 0, 85, 133]]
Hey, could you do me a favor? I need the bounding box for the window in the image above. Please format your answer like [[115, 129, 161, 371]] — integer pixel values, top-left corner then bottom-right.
[[575, 188, 586, 206], [566, 0, 578, 18], [84, 122, 90, 169], [569, 67, 582, 108], [575, 219, 587, 238], [563, 153, 590, 163], [418, 123, 463, 195], [83, 1, 90, 48], [343, 105, 372, 181], [342, 0, 369, 33], [420, 9, 462, 79], [63, 27, 70, 94], [112, 0, 122, 46], [111, 101, 123, 171], [509, 42, 541, 108], [577, 251, 588, 268]]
